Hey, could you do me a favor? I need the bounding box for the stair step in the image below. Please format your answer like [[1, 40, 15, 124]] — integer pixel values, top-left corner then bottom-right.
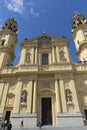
[[12, 126, 87, 130]]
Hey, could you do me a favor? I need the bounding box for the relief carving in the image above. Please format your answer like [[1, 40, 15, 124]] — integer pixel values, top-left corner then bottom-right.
[[6, 93, 15, 107], [38, 81, 54, 93]]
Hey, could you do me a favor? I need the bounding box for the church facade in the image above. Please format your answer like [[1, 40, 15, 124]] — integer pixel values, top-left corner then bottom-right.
[[0, 14, 87, 128]]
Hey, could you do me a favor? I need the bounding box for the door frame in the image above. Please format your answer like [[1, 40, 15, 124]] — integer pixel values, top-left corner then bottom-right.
[[38, 94, 56, 126], [41, 97, 52, 125], [3, 108, 12, 122]]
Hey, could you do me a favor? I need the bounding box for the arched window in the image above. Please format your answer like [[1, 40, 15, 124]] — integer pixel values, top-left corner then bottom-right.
[[42, 53, 48, 65], [66, 89, 72, 102], [21, 91, 27, 103]]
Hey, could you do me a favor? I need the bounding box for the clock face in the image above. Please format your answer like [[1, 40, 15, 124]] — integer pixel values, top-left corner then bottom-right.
[[38, 36, 51, 48]]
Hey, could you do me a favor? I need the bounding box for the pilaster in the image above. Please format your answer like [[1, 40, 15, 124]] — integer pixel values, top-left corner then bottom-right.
[[26, 80, 33, 113], [56, 46, 59, 62], [0, 83, 4, 104], [31, 47, 35, 64], [55, 79, 61, 113], [0, 83, 9, 113], [49, 51, 52, 64], [35, 47, 37, 64], [21, 47, 26, 64], [59, 78, 67, 112], [13, 79, 22, 113], [52, 46, 55, 63], [52, 98, 56, 125], [32, 80, 37, 113]]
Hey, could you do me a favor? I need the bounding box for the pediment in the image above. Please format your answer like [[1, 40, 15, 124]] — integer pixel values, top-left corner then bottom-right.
[[21, 33, 69, 47]]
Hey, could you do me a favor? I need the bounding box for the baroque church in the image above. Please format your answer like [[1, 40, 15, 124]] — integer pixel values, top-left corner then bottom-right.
[[0, 13, 87, 128]]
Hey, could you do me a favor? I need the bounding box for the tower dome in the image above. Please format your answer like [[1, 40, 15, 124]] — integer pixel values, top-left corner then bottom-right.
[[72, 13, 87, 32], [2, 18, 18, 33]]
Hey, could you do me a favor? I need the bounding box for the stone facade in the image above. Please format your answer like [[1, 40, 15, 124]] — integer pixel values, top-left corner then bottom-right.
[[0, 14, 87, 128]]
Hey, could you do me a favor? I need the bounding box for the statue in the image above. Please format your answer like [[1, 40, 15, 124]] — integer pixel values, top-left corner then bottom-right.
[[21, 93, 27, 102], [66, 89, 72, 102]]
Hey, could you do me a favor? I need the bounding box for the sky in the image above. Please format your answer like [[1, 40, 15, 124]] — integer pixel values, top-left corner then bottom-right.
[[0, 0, 87, 65]]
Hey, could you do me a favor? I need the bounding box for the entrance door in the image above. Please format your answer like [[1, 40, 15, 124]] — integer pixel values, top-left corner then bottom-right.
[[84, 110, 87, 119], [42, 98, 52, 125], [5, 111, 11, 124]]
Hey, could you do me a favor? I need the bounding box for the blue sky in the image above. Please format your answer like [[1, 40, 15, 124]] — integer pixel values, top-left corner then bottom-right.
[[0, 0, 87, 65]]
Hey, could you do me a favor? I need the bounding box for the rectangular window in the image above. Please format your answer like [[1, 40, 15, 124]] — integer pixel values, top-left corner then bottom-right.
[[42, 53, 48, 65]]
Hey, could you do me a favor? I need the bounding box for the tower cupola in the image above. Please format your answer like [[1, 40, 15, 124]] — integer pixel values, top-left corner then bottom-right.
[[0, 18, 18, 67], [72, 13, 87, 33], [2, 18, 18, 33]]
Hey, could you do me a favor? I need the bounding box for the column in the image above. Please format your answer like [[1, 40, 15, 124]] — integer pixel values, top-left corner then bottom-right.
[[55, 79, 61, 113], [71, 80, 80, 112], [0, 83, 9, 113], [52, 97, 56, 125], [49, 52, 52, 64], [13, 80, 22, 114], [20, 48, 26, 64], [59, 79, 67, 112], [27, 80, 33, 113], [32, 80, 37, 113], [35, 47, 37, 64], [0, 83, 4, 103], [56, 46, 59, 62], [31, 47, 35, 64], [52, 46, 55, 63]]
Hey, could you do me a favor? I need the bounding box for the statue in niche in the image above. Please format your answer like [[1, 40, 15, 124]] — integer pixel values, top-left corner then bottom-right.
[[25, 53, 30, 62], [66, 89, 72, 102], [21, 92, 27, 103], [59, 51, 65, 59]]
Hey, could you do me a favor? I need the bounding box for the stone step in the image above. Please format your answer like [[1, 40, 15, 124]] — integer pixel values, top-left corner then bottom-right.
[[12, 126, 87, 130]]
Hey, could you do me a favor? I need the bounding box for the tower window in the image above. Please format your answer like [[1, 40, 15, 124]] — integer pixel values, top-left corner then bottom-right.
[[1, 34, 6, 39], [83, 30, 87, 37], [42, 53, 48, 65], [77, 40, 79, 44], [1, 39, 5, 46]]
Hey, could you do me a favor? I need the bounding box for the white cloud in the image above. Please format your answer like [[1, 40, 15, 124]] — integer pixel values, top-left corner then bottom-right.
[[4, 0, 24, 14], [4, 0, 46, 18], [30, 7, 40, 17], [29, 7, 46, 18]]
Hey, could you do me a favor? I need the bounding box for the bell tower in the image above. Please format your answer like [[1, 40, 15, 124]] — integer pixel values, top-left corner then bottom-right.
[[72, 13, 87, 63], [0, 18, 18, 67]]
